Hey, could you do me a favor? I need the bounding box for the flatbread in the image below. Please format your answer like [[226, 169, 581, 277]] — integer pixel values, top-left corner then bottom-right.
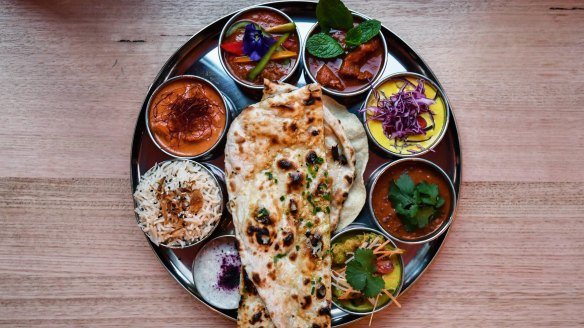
[[226, 84, 332, 328], [322, 96, 368, 230], [263, 80, 368, 230]]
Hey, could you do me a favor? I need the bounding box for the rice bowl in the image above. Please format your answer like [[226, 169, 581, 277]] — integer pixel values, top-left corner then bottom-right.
[[133, 160, 223, 248]]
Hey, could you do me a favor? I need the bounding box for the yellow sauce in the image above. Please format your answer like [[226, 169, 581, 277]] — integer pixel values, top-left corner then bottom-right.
[[365, 77, 447, 155]]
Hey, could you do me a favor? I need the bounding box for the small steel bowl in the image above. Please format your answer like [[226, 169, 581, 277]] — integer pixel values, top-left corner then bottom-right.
[[145, 75, 231, 160], [192, 234, 241, 310], [330, 225, 404, 316], [218, 5, 302, 92], [367, 158, 457, 244], [302, 12, 388, 98], [134, 159, 225, 249], [362, 72, 450, 158]]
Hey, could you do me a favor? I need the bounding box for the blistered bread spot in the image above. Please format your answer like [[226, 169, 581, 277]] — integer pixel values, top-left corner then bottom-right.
[[301, 295, 312, 309], [287, 171, 304, 192], [318, 306, 331, 316], [344, 175, 353, 184], [277, 158, 295, 170]]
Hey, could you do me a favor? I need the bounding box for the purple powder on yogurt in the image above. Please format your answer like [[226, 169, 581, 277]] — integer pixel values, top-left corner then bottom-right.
[[217, 253, 241, 291]]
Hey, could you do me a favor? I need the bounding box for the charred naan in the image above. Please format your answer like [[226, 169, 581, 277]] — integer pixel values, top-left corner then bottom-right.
[[226, 85, 332, 328], [263, 80, 368, 230]]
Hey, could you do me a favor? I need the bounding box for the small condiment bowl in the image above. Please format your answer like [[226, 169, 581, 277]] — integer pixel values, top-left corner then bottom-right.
[[135, 159, 225, 249], [145, 75, 231, 160], [362, 72, 450, 158], [218, 5, 302, 92], [367, 158, 457, 244], [330, 225, 404, 316], [302, 12, 388, 99], [192, 234, 241, 310]]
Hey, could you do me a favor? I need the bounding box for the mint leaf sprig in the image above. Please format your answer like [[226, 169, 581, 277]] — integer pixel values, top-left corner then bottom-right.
[[388, 173, 445, 232], [307, 0, 382, 59]]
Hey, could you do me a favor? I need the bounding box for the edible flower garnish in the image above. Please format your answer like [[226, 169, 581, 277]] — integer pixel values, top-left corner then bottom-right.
[[243, 23, 276, 61], [363, 78, 436, 142]]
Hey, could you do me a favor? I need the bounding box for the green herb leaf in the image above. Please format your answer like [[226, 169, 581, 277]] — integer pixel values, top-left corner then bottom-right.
[[265, 171, 273, 180], [346, 260, 368, 290], [345, 19, 381, 47], [363, 275, 385, 298], [354, 248, 376, 273], [345, 248, 385, 297], [273, 252, 288, 263], [257, 207, 269, 219], [388, 173, 446, 231], [316, 0, 353, 31], [306, 33, 344, 59], [395, 174, 415, 194]]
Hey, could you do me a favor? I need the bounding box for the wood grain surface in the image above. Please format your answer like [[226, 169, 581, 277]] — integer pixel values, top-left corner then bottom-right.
[[0, 0, 583, 327]]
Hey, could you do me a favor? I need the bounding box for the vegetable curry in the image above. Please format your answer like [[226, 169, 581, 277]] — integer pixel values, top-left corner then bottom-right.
[[372, 161, 452, 240], [221, 9, 299, 85]]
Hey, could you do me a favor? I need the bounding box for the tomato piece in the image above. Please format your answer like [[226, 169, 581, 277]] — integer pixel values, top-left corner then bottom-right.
[[282, 38, 295, 50], [220, 41, 244, 56], [376, 260, 394, 274], [417, 116, 427, 129]]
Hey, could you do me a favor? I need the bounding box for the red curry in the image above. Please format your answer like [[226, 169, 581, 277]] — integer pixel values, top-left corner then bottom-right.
[[148, 78, 226, 157], [372, 161, 452, 240], [307, 23, 384, 93], [222, 9, 299, 85]]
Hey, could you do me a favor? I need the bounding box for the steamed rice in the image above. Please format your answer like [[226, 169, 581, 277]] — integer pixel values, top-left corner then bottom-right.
[[134, 160, 222, 247]]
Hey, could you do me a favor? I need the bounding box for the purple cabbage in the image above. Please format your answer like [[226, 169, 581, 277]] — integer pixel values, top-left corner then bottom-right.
[[362, 79, 436, 144]]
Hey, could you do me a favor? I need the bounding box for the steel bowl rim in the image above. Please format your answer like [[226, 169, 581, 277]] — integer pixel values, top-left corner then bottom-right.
[[134, 158, 225, 249], [361, 71, 451, 158], [217, 5, 303, 90], [144, 75, 231, 160], [329, 225, 405, 316], [301, 11, 388, 98], [367, 157, 457, 244]]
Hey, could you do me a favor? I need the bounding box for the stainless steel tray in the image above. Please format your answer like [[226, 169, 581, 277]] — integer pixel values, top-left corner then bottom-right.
[[130, 1, 462, 326]]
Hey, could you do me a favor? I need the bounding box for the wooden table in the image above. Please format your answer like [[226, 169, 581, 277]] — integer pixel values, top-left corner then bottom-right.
[[1, 0, 583, 326]]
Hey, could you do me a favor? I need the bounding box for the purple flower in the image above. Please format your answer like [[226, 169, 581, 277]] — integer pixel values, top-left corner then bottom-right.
[[243, 23, 275, 61]]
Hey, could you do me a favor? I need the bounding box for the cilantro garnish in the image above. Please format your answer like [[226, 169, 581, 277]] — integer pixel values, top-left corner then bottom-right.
[[345, 248, 385, 298], [280, 195, 285, 201], [388, 173, 445, 232], [273, 252, 288, 263], [265, 171, 273, 180]]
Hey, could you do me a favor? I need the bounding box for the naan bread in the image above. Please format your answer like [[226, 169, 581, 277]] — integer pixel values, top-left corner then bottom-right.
[[262, 80, 356, 231], [226, 85, 332, 328], [322, 96, 369, 230], [263, 80, 368, 230]]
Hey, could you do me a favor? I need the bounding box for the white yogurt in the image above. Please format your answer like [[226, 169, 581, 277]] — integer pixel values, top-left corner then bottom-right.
[[193, 236, 241, 309]]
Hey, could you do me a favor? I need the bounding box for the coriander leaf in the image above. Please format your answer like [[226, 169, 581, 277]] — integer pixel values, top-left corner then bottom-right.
[[306, 33, 344, 59], [363, 275, 385, 298], [273, 252, 288, 263], [435, 196, 445, 208], [395, 174, 415, 195], [316, 0, 353, 31], [354, 248, 377, 273], [416, 181, 438, 199], [346, 260, 367, 290], [395, 203, 418, 219], [345, 19, 381, 47], [389, 182, 415, 207], [414, 206, 434, 228]]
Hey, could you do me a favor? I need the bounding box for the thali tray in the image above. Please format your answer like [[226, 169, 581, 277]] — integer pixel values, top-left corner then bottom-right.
[[131, 1, 461, 326]]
